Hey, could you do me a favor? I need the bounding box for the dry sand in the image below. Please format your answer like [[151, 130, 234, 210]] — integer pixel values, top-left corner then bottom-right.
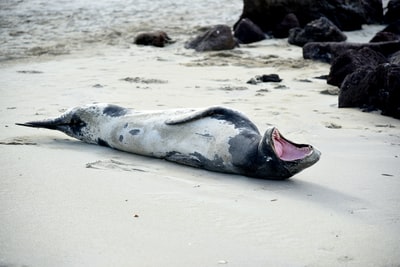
[[1, 24, 400, 267]]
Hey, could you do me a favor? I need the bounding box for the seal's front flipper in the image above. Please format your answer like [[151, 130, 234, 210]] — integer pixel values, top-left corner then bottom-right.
[[165, 106, 252, 125], [165, 106, 259, 133], [165, 107, 231, 125]]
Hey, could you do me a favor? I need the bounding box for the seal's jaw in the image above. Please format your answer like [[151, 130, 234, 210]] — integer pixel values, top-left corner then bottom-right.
[[271, 128, 314, 161], [257, 127, 321, 179]]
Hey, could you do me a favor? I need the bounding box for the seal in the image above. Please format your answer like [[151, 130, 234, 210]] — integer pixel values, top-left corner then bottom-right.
[[16, 103, 320, 179]]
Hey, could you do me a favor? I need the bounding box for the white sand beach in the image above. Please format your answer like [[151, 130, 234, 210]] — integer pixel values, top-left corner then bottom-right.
[[1, 1, 399, 266]]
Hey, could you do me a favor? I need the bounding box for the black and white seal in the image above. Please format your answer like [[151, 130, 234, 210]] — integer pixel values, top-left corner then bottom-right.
[[16, 103, 321, 179]]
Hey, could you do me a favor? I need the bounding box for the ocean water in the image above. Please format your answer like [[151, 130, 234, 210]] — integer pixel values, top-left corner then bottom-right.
[[1, 0, 390, 62], [0, 0, 243, 61]]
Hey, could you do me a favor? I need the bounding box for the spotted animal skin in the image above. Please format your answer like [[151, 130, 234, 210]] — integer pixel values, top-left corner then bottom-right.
[[17, 103, 321, 179]]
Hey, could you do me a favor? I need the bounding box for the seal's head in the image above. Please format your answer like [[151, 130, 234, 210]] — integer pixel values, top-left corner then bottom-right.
[[16, 103, 128, 146], [255, 127, 321, 179]]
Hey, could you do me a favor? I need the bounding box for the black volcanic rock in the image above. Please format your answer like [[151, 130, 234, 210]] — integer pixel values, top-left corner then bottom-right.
[[303, 41, 400, 63], [288, 17, 347, 47], [134, 31, 173, 47], [234, 18, 267, 44], [384, 0, 400, 24], [327, 47, 387, 87], [274, 13, 300, 38], [370, 20, 400, 42], [185, 25, 237, 52], [235, 0, 383, 38], [339, 63, 400, 119]]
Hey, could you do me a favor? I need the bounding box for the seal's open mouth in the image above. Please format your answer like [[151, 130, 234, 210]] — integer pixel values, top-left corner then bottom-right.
[[272, 129, 313, 161]]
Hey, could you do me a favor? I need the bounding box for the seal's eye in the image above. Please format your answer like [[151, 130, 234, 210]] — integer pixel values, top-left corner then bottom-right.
[[70, 118, 85, 126], [69, 115, 87, 134]]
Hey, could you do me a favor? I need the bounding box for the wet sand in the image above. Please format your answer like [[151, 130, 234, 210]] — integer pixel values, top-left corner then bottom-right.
[[1, 1, 400, 266]]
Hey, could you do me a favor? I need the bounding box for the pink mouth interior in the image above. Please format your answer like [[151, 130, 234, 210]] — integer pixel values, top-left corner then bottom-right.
[[272, 129, 312, 161]]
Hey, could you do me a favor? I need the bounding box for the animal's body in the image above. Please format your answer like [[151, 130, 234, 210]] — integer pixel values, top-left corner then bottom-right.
[[17, 104, 320, 179]]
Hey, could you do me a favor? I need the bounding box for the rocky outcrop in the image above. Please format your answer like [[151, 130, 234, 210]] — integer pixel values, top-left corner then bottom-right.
[[274, 13, 300, 38], [247, 74, 282, 84], [134, 31, 173, 47], [327, 47, 387, 87], [339, 63, 400, 119], [389, 51, 400, 64], [185, 25, 237, 52], [370, 20, 400, 42], [311, 40, 400, 119], [288, 17, 347, 47], [235, 0, 383, 38], [234, 18, 267, 44], [384, 0, 400, 24], [303, 41, 400, 63]]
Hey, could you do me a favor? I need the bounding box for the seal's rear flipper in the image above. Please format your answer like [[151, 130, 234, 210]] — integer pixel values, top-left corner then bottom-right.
[[16, 120, 61, 130]]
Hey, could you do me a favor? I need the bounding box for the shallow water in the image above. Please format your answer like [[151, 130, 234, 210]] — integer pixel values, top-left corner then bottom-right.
[[0, 0, 243, 61], [1, 0, 390, 62]]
